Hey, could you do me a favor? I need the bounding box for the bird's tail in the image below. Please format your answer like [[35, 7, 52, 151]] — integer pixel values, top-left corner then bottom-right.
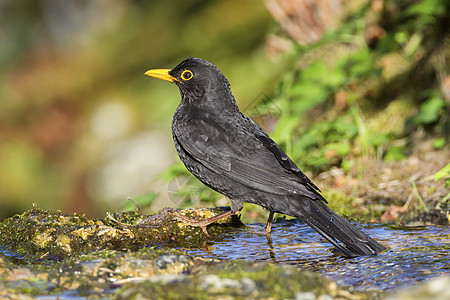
[[290, 198, 385, 257]]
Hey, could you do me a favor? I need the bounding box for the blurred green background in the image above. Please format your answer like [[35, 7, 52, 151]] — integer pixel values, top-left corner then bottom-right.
[[0, 0, 448, 221], [0, 0, 279, 219]]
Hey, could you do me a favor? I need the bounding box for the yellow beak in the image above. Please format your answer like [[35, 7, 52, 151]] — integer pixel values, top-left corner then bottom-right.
[[144, 69, 177, 83]]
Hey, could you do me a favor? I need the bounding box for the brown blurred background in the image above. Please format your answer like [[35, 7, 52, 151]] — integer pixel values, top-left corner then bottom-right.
[[0, 0, 279, 219]]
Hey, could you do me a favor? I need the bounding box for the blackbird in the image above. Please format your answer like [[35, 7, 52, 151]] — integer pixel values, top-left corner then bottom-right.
[[145, 57, 385, 257]]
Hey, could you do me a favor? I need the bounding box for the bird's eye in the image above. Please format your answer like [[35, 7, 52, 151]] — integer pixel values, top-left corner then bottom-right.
[[181, 70, 193, 81]]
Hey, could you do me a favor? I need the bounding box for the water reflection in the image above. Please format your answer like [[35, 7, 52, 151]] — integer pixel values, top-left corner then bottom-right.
[[180, 219, 449, 291]]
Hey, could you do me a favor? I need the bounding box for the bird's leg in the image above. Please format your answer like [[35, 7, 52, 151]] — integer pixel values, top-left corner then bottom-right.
[[265, 211, 275, 236], [173, 200, 244, 237], [172, 209, 240, 238]]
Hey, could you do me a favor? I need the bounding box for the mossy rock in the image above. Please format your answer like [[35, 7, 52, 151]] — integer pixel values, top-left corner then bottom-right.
[[0, 205, 242, 262]]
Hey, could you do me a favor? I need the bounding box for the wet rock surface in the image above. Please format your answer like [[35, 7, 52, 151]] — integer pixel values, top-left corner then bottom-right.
[[0, 205, 242, 261], [0, 206, 448, 299], [0, 248, 372, 300]]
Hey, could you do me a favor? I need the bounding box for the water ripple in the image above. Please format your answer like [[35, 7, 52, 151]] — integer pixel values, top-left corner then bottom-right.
[[180, 219, 450, 291]]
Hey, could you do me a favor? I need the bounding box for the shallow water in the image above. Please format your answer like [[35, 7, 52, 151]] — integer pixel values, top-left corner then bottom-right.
[[180, 219, 450, 291]]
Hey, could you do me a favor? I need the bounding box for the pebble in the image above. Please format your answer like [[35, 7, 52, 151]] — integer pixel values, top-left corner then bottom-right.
[[295, 291, 316, 300], [200, 274, 257, 295]]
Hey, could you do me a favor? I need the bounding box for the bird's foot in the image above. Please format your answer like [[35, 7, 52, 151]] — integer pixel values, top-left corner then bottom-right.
[[172, 209, 235, 238], [265, 211, 275, 237], [172, 212, 212, 237]]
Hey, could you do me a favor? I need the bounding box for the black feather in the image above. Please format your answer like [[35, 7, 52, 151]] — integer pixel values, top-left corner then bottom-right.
[[154, 57, 385, 257]]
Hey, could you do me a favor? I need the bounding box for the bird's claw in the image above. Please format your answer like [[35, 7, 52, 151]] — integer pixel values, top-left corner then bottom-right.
[[172, 212, 212, 237]]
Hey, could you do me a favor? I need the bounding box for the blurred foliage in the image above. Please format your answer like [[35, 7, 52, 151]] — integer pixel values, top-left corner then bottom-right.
[[434, 163, 449, 213], [435, 163, 450, 188], [0, 0, 275, 219], [158, 163, 222, 208], [122, 192, 158, 213], [268, 0, 449, 171], [412, 90, 447, 126]]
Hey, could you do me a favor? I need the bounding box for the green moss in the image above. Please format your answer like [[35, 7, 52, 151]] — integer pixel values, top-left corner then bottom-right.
[[324, 189, 384, 221], [111, 261, 370, 300], [0, 205, 243, 262], [0, 234, 377, 299]]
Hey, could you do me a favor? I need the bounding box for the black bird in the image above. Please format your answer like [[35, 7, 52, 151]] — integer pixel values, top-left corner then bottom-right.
[[145, 57, 385, 257]]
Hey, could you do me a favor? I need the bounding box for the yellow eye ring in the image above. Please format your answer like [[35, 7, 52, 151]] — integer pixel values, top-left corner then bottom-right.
[[181, 70, 193, 81]]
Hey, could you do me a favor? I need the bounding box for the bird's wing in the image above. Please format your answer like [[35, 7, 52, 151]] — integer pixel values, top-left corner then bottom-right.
[[173, 114, 323, 201]]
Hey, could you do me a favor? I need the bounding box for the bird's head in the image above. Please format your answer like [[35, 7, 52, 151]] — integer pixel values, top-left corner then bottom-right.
[[145, 57, 238, 111]]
